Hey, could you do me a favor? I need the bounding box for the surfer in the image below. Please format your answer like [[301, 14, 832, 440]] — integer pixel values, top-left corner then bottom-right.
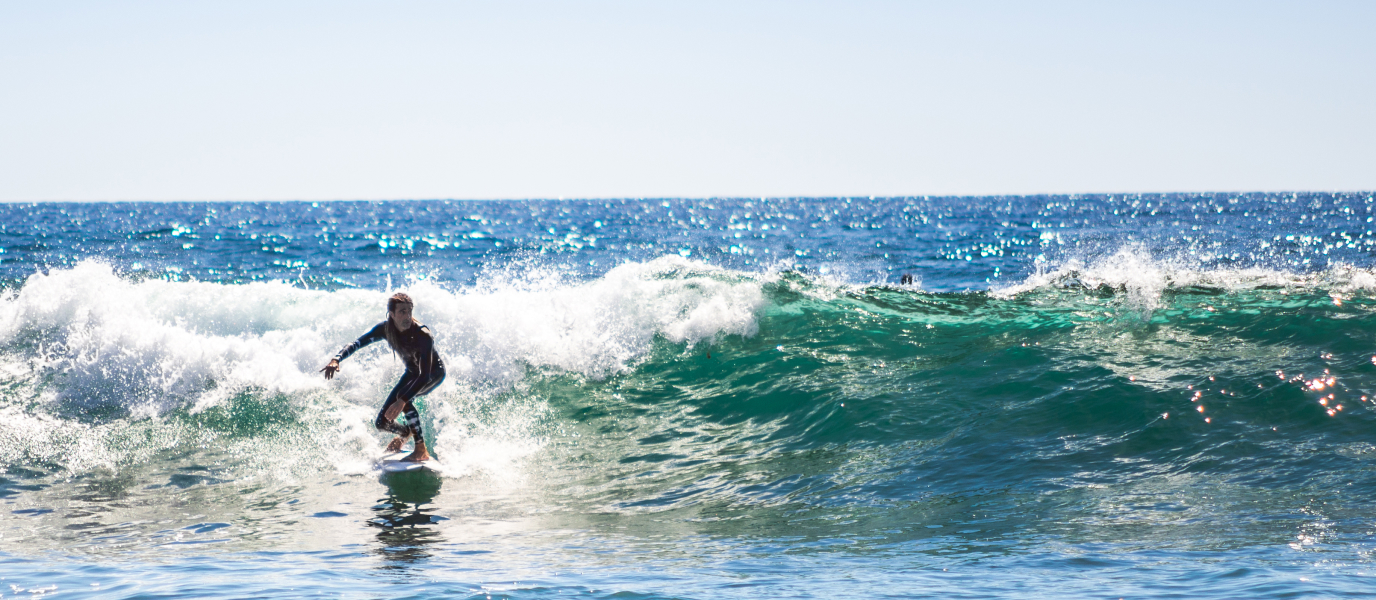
[[321, 292, 445, 462]]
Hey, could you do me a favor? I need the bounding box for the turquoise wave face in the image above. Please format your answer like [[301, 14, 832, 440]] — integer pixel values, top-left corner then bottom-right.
[[521, 272, 1376, 549]]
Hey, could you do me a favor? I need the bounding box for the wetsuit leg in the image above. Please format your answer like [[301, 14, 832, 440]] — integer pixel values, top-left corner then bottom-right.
[[376, 372, 418, 437], [396, 368, 445, 440], [376, 368, 446, 441]]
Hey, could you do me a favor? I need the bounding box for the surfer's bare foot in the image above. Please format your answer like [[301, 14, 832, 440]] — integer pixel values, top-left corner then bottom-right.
[[402, 442, 430, 462], [385, 436, 408, 453]]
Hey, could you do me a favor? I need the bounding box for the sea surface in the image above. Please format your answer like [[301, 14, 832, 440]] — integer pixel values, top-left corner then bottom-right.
[[3, 194, 1376, 598]]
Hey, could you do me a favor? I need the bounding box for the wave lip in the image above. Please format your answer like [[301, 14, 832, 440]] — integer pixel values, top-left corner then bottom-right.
[[993, 247, 1376, 311]]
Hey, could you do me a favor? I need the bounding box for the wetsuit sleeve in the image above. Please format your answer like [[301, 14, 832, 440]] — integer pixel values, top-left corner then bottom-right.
[[334, 322, 387, 362]]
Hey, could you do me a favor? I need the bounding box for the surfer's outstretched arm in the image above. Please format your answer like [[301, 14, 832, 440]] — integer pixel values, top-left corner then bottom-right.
[[321, 322, 387, 380]]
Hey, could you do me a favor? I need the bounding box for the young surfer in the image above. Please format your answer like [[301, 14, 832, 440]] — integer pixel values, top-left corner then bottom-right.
[[321, 292, 445, 462]]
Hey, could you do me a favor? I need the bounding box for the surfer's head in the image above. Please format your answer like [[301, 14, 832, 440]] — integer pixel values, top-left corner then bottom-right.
[[383, 292, 418, 355], [387, 292, 414, 333]]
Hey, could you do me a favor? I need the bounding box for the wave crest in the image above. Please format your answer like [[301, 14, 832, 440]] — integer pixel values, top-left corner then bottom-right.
[[993, 247, 1376, 313]]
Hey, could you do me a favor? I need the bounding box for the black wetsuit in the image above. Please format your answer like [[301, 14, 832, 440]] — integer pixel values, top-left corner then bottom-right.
[[334, 321, 446, 443]]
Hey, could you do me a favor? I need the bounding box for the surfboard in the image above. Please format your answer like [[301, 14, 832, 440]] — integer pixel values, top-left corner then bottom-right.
[[377, 452, 439, 473]]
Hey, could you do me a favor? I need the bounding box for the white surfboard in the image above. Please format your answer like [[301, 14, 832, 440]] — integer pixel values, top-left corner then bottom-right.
[[377, 452, 439, 473]]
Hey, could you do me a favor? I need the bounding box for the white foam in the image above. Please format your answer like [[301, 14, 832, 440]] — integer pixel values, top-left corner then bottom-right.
[[417, 255, 763, 386], [993, 246, 1376, 312], [0, 256, 767, 479]]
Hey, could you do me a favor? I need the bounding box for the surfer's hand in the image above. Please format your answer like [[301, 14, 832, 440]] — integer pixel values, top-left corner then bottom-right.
[[320, 360, 340, 380], [384, 400, 405, 422]]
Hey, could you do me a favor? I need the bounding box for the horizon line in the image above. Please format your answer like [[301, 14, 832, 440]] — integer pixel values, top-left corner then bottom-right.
[[5, 189, 1376, 203]]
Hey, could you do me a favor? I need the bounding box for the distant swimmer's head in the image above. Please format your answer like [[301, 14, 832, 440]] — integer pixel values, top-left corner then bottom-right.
[[387, 292, 415, 333]]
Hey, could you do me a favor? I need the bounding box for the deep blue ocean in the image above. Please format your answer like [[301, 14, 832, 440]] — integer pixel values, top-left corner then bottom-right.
[[3, 194, 1376, 598]]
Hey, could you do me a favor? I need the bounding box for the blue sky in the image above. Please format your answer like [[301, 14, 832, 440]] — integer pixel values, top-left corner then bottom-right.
[[2, 1, 1372, 200]]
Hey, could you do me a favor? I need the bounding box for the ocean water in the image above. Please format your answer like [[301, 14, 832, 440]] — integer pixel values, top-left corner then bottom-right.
[[3, 194, 1376, 598]]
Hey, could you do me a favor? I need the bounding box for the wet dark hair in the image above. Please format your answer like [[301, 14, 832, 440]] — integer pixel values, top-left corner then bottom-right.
[[387, 292, 413, 313], [383, 292, 420, 355]]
